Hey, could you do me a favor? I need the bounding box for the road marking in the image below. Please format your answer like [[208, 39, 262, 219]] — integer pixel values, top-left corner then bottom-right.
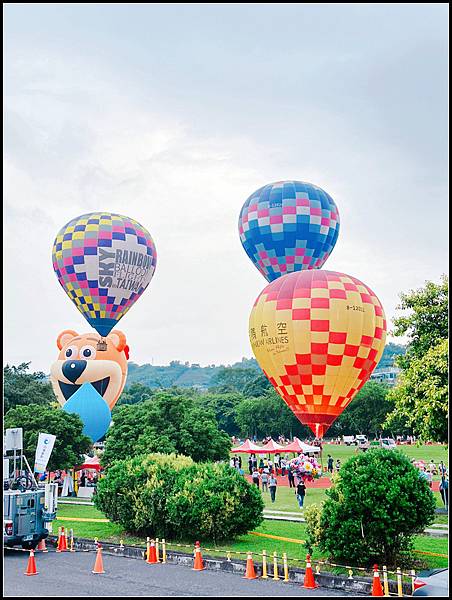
[[250, 531, 305, 544]]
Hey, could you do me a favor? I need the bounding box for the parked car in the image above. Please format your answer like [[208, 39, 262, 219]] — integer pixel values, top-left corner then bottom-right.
[[413, 568, 449, 596], [343, 436, 355, 446], [380, 438, 397, 450]]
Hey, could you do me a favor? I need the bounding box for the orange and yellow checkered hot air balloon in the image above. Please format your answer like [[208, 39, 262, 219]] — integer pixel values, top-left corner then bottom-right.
[[249, 270, 386, 438]]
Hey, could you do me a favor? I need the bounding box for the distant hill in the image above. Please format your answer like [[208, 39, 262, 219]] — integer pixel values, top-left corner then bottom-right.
[[125, 344, 405, 390]]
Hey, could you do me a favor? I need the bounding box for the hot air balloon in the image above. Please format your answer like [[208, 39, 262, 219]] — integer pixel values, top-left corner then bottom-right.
[[52, 212, 157, 338], [50, 329, 129, 441], [249, 270, 386, 438], [238, 181, 340, 282]]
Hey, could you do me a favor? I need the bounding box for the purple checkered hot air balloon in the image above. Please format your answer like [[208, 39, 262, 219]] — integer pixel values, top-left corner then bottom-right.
[[238, 181, 340, 282], [52, 212, 157, 337]]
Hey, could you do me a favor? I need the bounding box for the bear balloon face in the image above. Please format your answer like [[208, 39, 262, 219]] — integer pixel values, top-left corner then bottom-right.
[[50, 330, 129, 410]]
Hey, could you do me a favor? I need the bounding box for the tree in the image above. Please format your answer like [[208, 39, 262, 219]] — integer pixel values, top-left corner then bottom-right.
[[115, 382, 153, 407], [386, 276, 448, 442], [209, 366, 259, 393], [327, 381, 401, 438], [102, 391, 231, 467], [391, 276, 448, 368], [4, 404, 91, 471], [385, 339, 448, 442], [318, 449, 436, 567], [234, 391, 311, 439], [194, 392, 245, 436], [4, 363, 56, 413], [242, 372, 271, 397]]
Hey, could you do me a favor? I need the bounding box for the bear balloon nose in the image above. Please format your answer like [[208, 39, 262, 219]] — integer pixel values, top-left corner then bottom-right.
[[62, 360, 87, 383]]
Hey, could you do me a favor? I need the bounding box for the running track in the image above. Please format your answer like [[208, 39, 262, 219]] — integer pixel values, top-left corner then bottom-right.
[[244, 474, 440, 491]]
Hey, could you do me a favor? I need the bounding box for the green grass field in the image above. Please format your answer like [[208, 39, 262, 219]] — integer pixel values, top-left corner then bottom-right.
[[52, 444, 448, 574], [54, 499, 448, 573]]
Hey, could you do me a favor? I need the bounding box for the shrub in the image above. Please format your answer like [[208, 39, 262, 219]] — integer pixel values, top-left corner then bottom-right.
[[94, 453, 264, 542], [318, 449, 436, 567], [304, 503, 323, 555]]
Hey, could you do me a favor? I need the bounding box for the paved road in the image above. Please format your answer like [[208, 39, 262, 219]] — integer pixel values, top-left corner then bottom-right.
[[4, 549, 352, 597]]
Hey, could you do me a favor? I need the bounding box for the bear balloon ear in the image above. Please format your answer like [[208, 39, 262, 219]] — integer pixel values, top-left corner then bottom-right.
[[57, 330, 79, 350], [108, 330, 127, 353]]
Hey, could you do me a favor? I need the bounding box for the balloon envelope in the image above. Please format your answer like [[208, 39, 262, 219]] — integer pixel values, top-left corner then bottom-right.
[[52, 212, 157, 337], [249, 270, 386, 438], [239, 181, 340, 282]]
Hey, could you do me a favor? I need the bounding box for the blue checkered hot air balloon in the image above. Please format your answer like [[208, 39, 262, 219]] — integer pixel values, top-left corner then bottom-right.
[[238, 181, 340, 282]]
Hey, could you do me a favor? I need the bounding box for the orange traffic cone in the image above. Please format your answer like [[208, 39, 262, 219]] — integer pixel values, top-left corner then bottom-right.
[[24, 549, 39, 576], [193, 541, 205, 571], [56, 527, 68, 552], [146, 539, 158, 564], [92, 544, 105, 574], [243, 552, 258, 579], [36, 538, 48, 553], [371, 564, 384, 596], [303, 554, 318, 589]]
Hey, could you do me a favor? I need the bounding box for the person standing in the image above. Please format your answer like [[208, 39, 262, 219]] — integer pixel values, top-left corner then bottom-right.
[[327, 455, 334, 474], [252, 468, 260, 489], [269, 474, 277, 503], [248, 456, 253, 475], [439, 476, 449, 508], [295, 479, 306, 509], [288, 467, 295, 488], [335, 459, 341, 472], [261, 470, 269, 492]]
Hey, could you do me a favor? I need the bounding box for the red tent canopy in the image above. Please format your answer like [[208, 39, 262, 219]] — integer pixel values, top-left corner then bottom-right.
[[254, 439, 285, 454], [283, 437, 321, 453], [231, 439, 261, 454], [76, 455, 102, 471], [283, 437, 305, 453]]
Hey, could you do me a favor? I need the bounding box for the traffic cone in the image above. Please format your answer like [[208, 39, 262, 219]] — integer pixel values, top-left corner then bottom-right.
[[243, 552, 258, 579], [56, 528, 64, 552], [36, 538, 48, 553], [371, 564, 384, 596], [56, 527, 68, 552], [24, 549, 39, 576], [146, 539, 158, 564], [92, 545, 105, 574], [303, 554, 318, 589], [193, 541, 205, 571]]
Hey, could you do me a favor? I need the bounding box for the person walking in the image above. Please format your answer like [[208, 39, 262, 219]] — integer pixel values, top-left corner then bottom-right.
[[269, 474, 277, 503], [327, 455, 334, 474], [288, 467, 295, 488], [295, 479, 306, 509], [439, 476, 449, 508], [261, 470, 269, 492], [252, 468, 260, 489]]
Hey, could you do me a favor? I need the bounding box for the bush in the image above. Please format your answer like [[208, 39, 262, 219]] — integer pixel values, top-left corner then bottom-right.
[[94, 453, 264, 542], [304, 503, 323, 555], [318, 449, 436, 567]]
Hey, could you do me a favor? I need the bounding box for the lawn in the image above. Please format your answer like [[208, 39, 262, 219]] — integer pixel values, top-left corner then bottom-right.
[[54, 498, 448, 573], [52, 443, 448, 574]]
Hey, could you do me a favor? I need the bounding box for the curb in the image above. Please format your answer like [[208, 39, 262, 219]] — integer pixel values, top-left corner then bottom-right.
[[48, 536, 412, 595]]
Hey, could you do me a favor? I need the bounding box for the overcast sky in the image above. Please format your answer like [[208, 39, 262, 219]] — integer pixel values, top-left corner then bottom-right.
[[4, 3, 449, 372]]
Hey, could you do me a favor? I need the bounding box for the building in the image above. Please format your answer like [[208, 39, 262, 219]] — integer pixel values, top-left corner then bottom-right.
[[370, 367, 401, 386]]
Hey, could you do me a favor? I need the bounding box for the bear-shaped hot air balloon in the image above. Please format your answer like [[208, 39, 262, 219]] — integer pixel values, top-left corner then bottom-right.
[[239, 181, 340, 282], [50, 330, 129, 441], [249, 270, 386, 438]]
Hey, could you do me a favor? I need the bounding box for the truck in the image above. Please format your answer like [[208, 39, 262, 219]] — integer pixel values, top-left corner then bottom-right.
[[3, 428, 58, 550]]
